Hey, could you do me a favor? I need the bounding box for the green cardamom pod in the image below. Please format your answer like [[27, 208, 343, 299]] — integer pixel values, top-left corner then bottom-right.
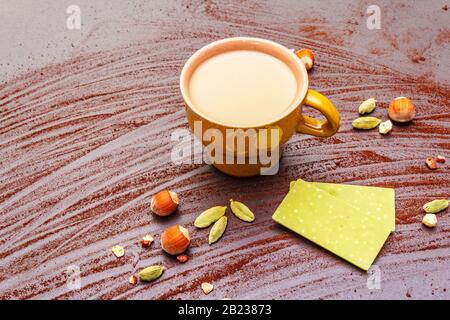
[[139, 265, 164, 282], [423, 199, 449, 214], [230, 199, 255, 222], [358, 98, 377, 115], [209, 216, 228, 244], [194, 206, 227, 228], [352, 116, 381, 130]]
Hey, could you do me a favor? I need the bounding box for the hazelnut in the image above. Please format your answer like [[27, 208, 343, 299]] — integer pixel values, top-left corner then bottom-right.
[[295, 48, 315, 70], [111, 245, 124, 258], [160, 225, 190, 255], [141, 234, 154, 248], [436, 155, 446, 163], [422, 214, 437, 228], [176, 254, 189, 263], [425, 157, 437, 170], [379, 120, 393, 135], [201, 282, 214, 295], [129, 275, 138, 285], [150, 190, 179, 216], [388, 97, 416, 122]]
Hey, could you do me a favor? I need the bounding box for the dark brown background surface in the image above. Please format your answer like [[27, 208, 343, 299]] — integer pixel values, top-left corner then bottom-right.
[[0, 0, 449, 299]]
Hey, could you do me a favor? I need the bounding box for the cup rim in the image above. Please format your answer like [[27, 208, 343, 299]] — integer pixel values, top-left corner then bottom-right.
[[180, 37, 309, 128]]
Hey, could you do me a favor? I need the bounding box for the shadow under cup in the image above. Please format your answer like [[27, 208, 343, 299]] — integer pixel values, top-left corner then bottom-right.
[[180, 37, 317, 177]]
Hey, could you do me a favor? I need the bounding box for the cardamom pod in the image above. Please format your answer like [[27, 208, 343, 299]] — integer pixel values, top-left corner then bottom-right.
[[139, 265, 164, 282], [209, 216, 227, 244], [423, 199, 449, 214], [194, 206, 227, 228], [352, 116, 381, 130], [358, 98, 377, 115], [230, 199, 255, 222]]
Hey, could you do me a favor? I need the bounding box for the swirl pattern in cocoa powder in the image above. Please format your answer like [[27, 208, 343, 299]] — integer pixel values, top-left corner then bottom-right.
[[0, 0, 449, 299]]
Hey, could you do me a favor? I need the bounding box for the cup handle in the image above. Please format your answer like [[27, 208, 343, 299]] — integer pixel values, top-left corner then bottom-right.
[[296, 89, 340, 137]]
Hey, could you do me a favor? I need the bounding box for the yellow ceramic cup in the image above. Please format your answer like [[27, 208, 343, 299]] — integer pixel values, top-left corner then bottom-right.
[[180, 37, 340, 177]]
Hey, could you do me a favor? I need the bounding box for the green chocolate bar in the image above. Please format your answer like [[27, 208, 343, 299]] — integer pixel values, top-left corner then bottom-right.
[[274, 179, 393, 270], [290, 180, 395, 232]]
